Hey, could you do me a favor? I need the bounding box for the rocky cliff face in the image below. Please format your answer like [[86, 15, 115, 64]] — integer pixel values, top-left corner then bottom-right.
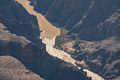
[[0, 0, 90, 80], [30, 0, 120, 80], [0, 56, 44, 80]]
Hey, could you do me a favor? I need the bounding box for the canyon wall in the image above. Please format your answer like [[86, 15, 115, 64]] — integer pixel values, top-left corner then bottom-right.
[[29, 0, 120, 80], [0, 0, 90, 80]]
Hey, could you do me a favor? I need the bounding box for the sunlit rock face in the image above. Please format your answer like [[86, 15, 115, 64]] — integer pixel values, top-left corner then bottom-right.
[[29, 0, 120, 80], [0, 0, 90, 80], [0, 56, 44, 80]]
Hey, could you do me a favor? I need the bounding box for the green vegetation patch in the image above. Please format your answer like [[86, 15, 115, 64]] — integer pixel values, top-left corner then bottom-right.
[[55, 28, 68, 49]]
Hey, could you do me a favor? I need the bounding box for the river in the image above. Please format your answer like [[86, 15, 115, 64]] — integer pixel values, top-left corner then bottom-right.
[[15, 0, 104, 80]]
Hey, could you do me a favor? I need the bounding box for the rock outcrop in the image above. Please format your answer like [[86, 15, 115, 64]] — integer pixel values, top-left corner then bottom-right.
[[0, 56, 44, 80]]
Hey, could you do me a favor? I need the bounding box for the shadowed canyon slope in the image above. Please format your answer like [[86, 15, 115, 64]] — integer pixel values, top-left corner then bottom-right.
[[0, 0, 120, 80], [0, 0, 90, 80], [16, 0, 104, 80], [16, 0, 60, 39], [31, 0, 120, 40], [30, 0, 120, 80]]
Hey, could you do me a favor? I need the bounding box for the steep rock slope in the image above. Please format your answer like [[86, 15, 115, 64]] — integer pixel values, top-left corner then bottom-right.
[[18, 0, 103, 79], [0, 0, 90, 80], [29, 0, 120, 80], [0, 56, 44, 80], [0, 0, 40, 43], [0, 23, 89, 80], [31, 0, 120, 40]]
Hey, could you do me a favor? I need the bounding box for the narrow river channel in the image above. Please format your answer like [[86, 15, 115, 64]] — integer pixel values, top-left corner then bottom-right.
[[15, 0, 104, 80]]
